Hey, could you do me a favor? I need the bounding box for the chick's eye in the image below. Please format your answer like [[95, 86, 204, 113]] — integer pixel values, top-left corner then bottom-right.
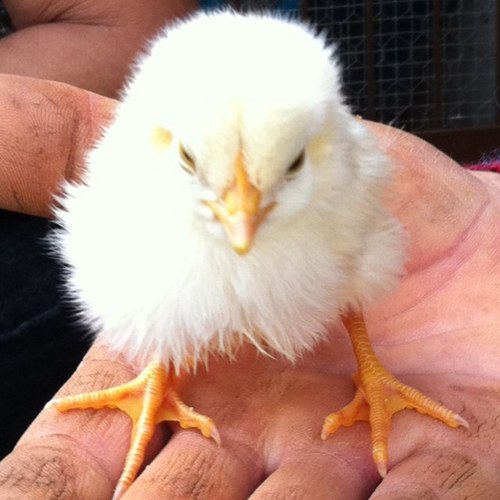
[[286, 150, 305, 177], [179, 144, 196, 174]]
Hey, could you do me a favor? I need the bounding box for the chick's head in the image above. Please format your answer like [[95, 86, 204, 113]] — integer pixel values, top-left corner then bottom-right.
[[119, 11, 348, 255]]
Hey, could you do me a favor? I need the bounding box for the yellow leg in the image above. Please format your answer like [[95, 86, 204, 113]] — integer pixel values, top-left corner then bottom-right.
[[49, 359, 219, 499], [322, 313, 468, 477]]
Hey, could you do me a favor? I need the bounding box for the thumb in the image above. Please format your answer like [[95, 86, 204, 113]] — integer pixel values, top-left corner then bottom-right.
[[0, 74, 116, 217], [365, 121, 486, 273]]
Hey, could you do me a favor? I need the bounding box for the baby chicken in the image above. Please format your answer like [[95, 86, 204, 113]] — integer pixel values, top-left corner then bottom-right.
[[50, 10, 466, 498]]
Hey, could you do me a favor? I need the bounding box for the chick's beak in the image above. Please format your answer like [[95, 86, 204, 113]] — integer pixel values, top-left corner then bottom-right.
[[205, 151, 275, 255]]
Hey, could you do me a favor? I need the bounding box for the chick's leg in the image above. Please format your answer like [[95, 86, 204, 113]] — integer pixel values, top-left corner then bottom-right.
[[321, 313, 467, 476], [49, 358, 219, 499]]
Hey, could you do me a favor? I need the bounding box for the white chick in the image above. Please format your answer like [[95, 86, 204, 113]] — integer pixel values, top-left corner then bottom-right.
[[58, 11, 402, 368], [51, 10, 464, 498]]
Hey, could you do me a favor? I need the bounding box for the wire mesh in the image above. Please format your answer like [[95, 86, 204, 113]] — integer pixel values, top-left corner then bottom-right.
[[202, 0, 498, 131], [305, 0, 498, 131]]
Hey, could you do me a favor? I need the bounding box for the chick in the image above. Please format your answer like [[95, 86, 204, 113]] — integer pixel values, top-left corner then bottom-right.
[[50, 11, 466, 498]]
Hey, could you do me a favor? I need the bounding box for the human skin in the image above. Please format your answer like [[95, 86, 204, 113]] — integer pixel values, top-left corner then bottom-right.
[[1, 0, 196, 97], [0, 75, 499, 499]]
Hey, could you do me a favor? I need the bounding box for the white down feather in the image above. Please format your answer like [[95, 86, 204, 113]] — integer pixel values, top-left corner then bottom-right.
[[54, 11, 404, 371]]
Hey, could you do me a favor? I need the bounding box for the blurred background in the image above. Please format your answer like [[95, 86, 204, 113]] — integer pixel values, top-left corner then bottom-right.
[[202, 0, 500, 163]]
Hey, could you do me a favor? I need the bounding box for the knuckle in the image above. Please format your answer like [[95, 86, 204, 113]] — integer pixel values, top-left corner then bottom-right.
[[139, 444, 240, 500], [0, 445, 77, 499], [420, 449, 496, 499], [162, 448, 219, 497]]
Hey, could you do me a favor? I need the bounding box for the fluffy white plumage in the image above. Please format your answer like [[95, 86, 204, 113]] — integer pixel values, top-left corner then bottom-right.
[[55, 11, 404, 371]]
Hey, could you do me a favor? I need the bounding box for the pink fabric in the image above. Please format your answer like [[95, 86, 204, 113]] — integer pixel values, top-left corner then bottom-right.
[[466, 161, 500, 173]]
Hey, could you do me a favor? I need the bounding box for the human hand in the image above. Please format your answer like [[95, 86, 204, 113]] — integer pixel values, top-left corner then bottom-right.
[[0, 78, 499, 499]]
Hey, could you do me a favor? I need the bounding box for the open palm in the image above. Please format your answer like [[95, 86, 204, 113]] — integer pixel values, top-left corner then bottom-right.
[[0, 79, 498, 499]]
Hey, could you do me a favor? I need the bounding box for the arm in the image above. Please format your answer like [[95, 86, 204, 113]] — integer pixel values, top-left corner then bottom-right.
[[1, 0, 197, 97]]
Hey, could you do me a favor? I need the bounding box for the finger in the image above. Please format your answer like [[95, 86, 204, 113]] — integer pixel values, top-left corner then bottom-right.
[[369, 381, 500, 499], [0, 343, 165, 499], [0, 74, 116, 217], [250, 459, 374, 500], [124, 431, 262, 499], [370, 450, 500, 500]]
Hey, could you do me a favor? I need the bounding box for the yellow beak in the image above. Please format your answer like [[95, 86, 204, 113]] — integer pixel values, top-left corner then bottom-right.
[[204, 151, 274, 255]]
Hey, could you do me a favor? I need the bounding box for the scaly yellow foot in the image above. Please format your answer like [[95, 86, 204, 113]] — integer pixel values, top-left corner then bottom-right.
[[48, 358, 219, 499], [321, 313, 468, 476]]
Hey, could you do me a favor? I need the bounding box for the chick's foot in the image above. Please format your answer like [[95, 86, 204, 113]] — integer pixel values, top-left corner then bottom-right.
[[49, 358, 219, 499], [321, 313, 467, 477]]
